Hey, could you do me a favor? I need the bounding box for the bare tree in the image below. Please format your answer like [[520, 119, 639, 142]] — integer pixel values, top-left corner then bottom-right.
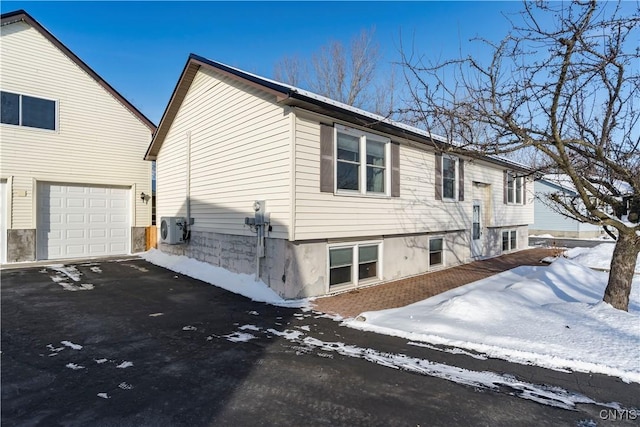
[[274, 28, 400, 117], [400, 1, 639, 310], [273, 55, 304, 87]]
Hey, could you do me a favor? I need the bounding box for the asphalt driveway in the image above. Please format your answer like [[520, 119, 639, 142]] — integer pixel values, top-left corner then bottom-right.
[[2, 258, 638, 426]]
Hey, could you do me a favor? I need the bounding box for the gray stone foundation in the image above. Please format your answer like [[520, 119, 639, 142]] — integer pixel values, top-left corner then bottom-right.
[[7, 229, 36, 262], [131, 227, 147, 253]]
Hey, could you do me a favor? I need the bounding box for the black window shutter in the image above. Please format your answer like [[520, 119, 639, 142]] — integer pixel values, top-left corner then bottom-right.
[[435, 153, 442, 200], [391, 142, 400, 197], [503, 171, 508, 204], [320, 124, 334, 193], [458, 159, 465, 201]]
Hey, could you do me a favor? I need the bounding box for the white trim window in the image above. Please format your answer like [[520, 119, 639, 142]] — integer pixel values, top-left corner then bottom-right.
[[502, 230, 517, 252], [429, 237, 444, 267], [1, 91, 57, 131], [506, 171, 524, 204], [335, 124, 390, 195], [328, 241, 382, 289], [441, 156, 458, 200]]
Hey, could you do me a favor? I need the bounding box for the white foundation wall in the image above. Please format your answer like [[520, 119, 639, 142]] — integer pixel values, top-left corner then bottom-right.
[[280, 231, 472, 299]]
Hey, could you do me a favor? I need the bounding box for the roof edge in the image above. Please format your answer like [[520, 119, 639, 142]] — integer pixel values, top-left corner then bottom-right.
[[147, 52, 534, 173], [1, 9, 156, 132]]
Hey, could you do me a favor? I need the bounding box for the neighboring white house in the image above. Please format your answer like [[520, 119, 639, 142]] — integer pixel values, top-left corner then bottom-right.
[[531, 175, 605, 239], [145, 54, 534, 299], [0, 10, 156, 263]]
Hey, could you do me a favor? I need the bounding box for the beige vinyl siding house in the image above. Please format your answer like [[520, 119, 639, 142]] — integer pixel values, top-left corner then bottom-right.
[[156, 67, 292, 241], [146, 54, 533, 299], [0, 10, 155, 262]]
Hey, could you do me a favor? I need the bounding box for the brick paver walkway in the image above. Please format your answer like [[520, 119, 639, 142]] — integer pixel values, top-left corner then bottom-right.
[[312, 248, 557, 318]]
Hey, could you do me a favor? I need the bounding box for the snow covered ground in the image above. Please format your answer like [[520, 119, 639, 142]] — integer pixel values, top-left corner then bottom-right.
[[141, 245, 639, 383], [563, 242, 640, 273], [140, 249, 309, 308], [346, 246, 640, 383]]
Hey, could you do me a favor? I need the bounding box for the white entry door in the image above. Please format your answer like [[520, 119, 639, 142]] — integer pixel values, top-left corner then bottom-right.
[[471, 199, 483, 258], [0, 180, 6, 263], [37, 182, 130, 260]]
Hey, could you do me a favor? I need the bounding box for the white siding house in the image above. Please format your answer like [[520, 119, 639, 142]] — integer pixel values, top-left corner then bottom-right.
[[531, 177, 604, 238], [146, 54, 534, 298], [0, 10, 156, 262]]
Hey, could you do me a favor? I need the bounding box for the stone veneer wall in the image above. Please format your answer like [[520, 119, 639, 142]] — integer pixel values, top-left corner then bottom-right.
[[6, 229, 36, 262]]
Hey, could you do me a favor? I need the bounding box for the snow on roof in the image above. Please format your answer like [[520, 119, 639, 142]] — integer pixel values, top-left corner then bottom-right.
[[207, 57, 448, 144], [542, 174, 632, 195], [202, 57, 536, 171]]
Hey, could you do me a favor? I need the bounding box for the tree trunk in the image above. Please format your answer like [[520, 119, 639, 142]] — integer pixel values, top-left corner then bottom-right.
[[603, 231, 640, 311]]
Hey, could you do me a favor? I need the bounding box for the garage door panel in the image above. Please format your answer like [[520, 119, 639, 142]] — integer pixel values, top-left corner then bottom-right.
[[90, 229, 107, 238], [67, 214, 86, 223], [90, 187, 108, 195], [108, 242, 127, 252], [110, 214, 127, 223], [66, 244, 86, 256], [110, 199, 127, 209], [89, 243, 107, 254], [110, 228, 127, 238], [66, 229, 86, 239], [89, 213, 107, 223], [49, 214, 63, 225], [38, 183, 130, 260], [90, 199, 107, 209], [67, 186, 87, 194], [67, 198, 87, 208], [49, 185, 64, 194], [48, 229, 63, 239], [1, 180, 6, 263]]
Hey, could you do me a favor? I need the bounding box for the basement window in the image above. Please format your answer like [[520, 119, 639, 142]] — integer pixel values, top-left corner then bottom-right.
[[329, 242, 382, 290], [502, 230, 517, 252], [429, 237, 444, 267]]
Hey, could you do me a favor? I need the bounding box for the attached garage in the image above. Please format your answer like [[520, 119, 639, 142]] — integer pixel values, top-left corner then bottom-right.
[[37, 182, 131, 260], [0, 179, 6, 263]]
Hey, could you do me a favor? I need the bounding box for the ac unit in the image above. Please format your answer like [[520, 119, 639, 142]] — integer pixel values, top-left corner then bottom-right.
[[160, 217, 185, 245]]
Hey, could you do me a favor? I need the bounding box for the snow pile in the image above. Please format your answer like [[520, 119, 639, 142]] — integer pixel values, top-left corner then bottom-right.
[[347, 258, 640, 383], [564, 243, 640, 273], [141, 249, 309, 308]]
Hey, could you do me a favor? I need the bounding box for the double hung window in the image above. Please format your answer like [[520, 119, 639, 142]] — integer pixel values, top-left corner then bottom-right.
[[442, 157, 457, 200], [506, 171, 524, 204], [436, 154, 463, 201], [335, 125, 389, 195]]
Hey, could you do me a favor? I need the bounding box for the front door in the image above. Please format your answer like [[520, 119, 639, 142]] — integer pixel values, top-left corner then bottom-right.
[[471, 199, 483, 258]]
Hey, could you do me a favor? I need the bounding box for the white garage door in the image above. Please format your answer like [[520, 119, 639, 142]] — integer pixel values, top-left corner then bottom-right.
[[37, 183, 130, 260], [0, 179, 6, 263]]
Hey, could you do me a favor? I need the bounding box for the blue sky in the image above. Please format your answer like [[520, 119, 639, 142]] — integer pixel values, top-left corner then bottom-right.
[[3, 1, 537, 124]]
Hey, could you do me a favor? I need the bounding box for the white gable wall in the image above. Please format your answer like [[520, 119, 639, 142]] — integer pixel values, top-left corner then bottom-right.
[[0, 21, 152, 231], [155, 68, 291, 239]]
